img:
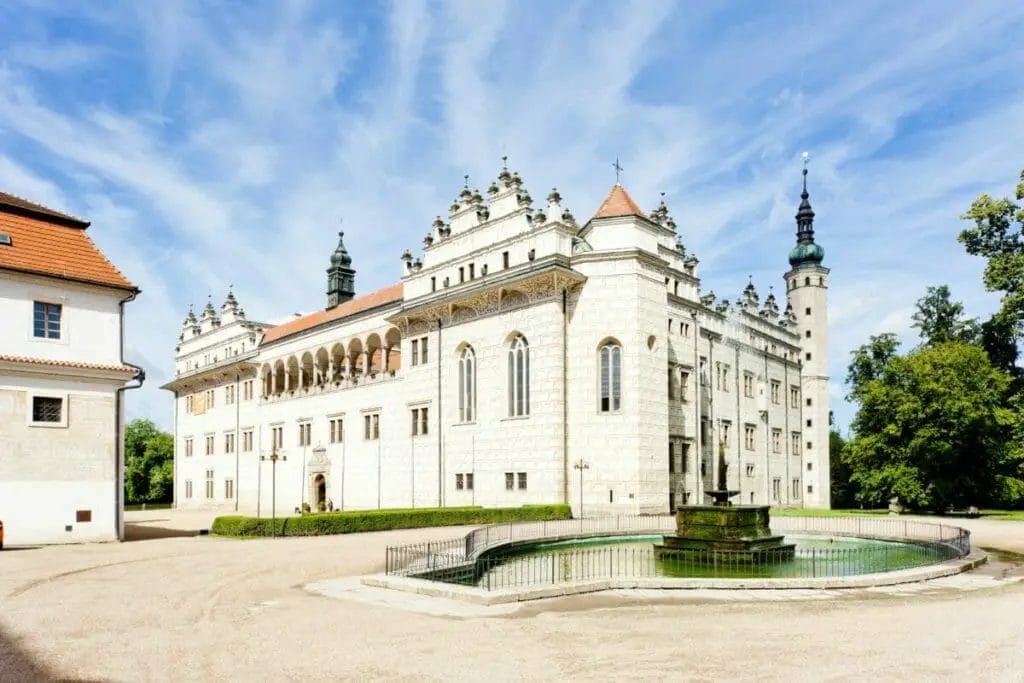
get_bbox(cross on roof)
[612,157,623,184]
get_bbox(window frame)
[32,300,62,340]
[458,346,476,423]
[507,335,530,417]
[27,393,67,427]
[599,340,622,413]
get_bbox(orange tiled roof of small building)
[261,282,405,344]
[592,183,645,219]
[0,191,136,291]
[0,354,137,374]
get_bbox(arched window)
[507,335,529,417]
[600,340,622,412]
[458,346,476,422]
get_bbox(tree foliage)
[846,333,900,401]
[844,343,1012,511]
[828,430,857,508]
[958,169,1024,375]
[125,419,174,504]
[911,285,978,346]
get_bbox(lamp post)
[573,459,589,519]
[260,445,286,537]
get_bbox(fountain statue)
[655,441,795,562]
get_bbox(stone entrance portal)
[314,474,326,509]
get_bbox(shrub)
[211,504,571,538]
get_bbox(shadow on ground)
[0,623,60,682]
[124,519,205,542]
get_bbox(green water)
[470,534,952,589]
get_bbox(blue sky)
[2,0,1023,431]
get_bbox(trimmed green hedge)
[210,504,572,538]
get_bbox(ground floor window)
[772,477,781,501]
[185,480,193,499]
[455,473,475,490]
[792,478,800,499]
[31,395,63,423]
[505,472,514,490]
[517,472,527,490]
[205,470,214,499]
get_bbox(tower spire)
[327,224,356,308]
[789,153,824,267]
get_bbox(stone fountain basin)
[654,504,796,561]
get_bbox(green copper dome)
[789,241,824,267]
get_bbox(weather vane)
[613,156,623,184]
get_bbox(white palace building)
[164,163,831,517]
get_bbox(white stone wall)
[0,272,123,366]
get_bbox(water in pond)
[470,534,953,589]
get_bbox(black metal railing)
[383,515,971,591]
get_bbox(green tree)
[828,430,858,508]
[844,342,1013,511]
[911,285,978,346]
[124,419,174,504]
[959,169,1024,375]
[846,333,900,401]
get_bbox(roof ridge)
[261,282,404,344]
[0,191,89,227]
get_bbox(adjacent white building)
[0,192,143,545]
[165,164,831,517]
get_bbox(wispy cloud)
[0,0,1022,429]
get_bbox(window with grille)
[31,396,62,423]
[505,472,514,490]
[33,301,61,339]
[517,472,527,490]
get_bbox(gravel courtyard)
[1,512,1022,681]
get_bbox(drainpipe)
[437,317,443,507]
[116,289,145,541]
[734,343,741,500]
[234,372,240,512]
[562,288,569,506]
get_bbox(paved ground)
[0,511,1022,681]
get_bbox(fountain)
[655,442,795,562]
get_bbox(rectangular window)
[329,418,344,444]
[517,472,527,490]
[668,442,675,473]
[411,407,429,436]
[225,479,235,499]
[807,462,813,471]
[31,396,63,423]
[791,432,800,456]
[224,432,235,454]
[790,385,800,409]
[297,422,311,446]
[225,384,235,405]
[205,435,215,456]
[468,263,475,280]
[364,413,380,440]
[32,301,61,339]
[411,339,419,366]
[420,336,428,364]
[807,441,812,451]
[242,429,253,452]
[771,429,782,453]
[743,373,754,398]
[431,276,437,292]
[699,357,708,386]
[243,380,254,401]
[272,426,283,449]
[807,484,814,494]
[466,473,474,490]
[206,389,215,409]
[681,443,690,473]
[205,469,214,499]
[792,479,800,499]
[502,251,510,269]
[505,472,514,490]
[680,371,690,400]
[772,477,781,502]
[459,266,465,283]
[721,365,730,392]
[456,473,464,490]
[770,380,780,405]
[744,424,756,451]
[185,480,193,499]
[185,437,194,457]
[186,395,194,414]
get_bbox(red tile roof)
[592,183,645,219]
[0,354,137,374]
[261,282,405,344]
[0,192,136,292]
